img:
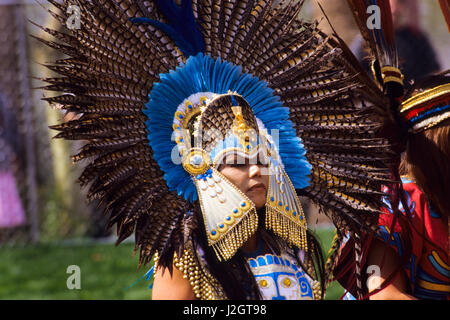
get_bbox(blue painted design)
[427,254,450,278]
[257,256,267,266]
[382,188,415,216]
[145,53,311,203]
[377,226,404,257]
[250,254,313,300]
[409,104,450,124]
[428,206,440,218]
[298,276,313,298]
[414,266,449,300]
[417,265,448,284]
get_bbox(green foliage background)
[0,228,344,300]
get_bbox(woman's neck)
[242,232,259,253]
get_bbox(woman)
[335,73,450,300]
[151,93,324,300]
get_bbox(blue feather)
[130,0,205,57]
[125,266,155,290]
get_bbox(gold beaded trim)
[311,280,322,300]
[173,249,227,300]
[265,165,308,252]
[195,168,259,261]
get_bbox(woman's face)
[218,153,269,209]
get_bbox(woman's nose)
[248,164,261,178]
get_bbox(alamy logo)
[366,264,381,291]
[66,5,81,30]
[66,265,81,290]
[366,5,381,30]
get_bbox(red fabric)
[334,178,449,300]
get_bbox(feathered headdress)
[37,0,396,296]
[347,0,404,99]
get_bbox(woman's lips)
[247,183,266,192]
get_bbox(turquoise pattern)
[247,253,314,300]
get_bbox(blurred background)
[0,0,448,300]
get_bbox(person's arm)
[151,265,196,300]
[366,238,417,300]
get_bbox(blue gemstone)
[179,114,183,119]
[188,105,193,109]
[270,197,274,202]
[211,230,216,235]
[246,145,250,149]
[286,206,289,211]
[219,224,224,228]
[196,174,203,180]
[226,216,231,221]
[207,168,212,175]
[300,216,303,220]
[233,209,238,213]
[293,211,297,216]
[278,201,282,206]
[180,138,183,142]
[241,202,246,207]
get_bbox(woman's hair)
[399,72,450,218]
[194,207,325,299]
[400,119,450,217]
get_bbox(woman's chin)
[249,197,266,210]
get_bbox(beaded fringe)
[265,206,308,252]
[212,209,259,261]
[174,249,227,300]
